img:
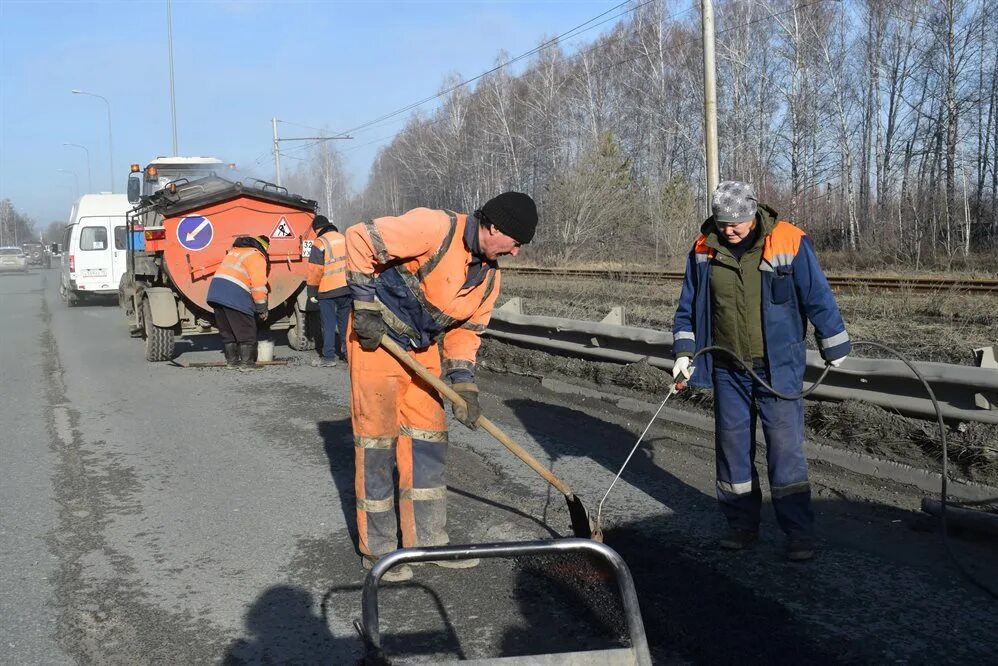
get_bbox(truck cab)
[127,156,228,203]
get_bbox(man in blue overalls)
[672,181,850,561]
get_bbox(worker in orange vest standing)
[305,215,349,367]
[346,192,537,582]
[207,235,270,370]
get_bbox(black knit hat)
[480,191,538,244]
[312,214,333,232]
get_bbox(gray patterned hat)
[711,180,758,224]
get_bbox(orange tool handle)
[380,335,576,499]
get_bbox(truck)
[119,157,321,361]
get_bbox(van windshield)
[0,248,23,256]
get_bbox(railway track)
[503,266,998,293]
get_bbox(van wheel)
[143,298,175,362]
[61,283,80,307]
[287,304,316,351]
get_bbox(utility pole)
[702,0,719,212]
[272,118,282,186]
[270,119,352,187]
[167,0,179,154]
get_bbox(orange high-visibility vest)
[213,246,268,308]
[306,231,347,293]
[346,208,500,373]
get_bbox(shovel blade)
[566,494,597,540]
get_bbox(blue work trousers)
[713,364,813,537]
[319,295,351,359]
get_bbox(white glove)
[672,356,693,382]
[829,356,847,368]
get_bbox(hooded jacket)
[672,204,850,394]
[206,236,270,316]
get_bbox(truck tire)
[287,304,316,351]
[143,298,175,362]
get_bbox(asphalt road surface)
[2,268,996,664]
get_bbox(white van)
[60,193,132,306]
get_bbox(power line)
[335,0,659,137]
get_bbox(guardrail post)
[601,306,626,326]
[973,345,997,410]
[497,297,522,314]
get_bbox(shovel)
[379,335,597,540]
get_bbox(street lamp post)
[57,169,80,200]
[71,89,114,192]
[62,143,93,192]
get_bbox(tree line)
[289,0,997,271]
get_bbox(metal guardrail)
[486,307,998,425]
[502,266,998,293]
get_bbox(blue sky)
[0,0,621,226]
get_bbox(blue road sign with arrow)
[177,215,213,251]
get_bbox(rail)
[484,306,998,425]
[502,266,998,294]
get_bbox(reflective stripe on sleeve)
[819,331,850,349]
[675,331,695,341]
[364,220,391,264]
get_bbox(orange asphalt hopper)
[213,247,268,309]
[345,208,500,379]
[306,231,348,294]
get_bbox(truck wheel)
[287,305,316,351]
[143,298,175,362]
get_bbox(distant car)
[22,242,51,268]
[0,246,28,273]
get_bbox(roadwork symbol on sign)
[177,215,213,251]
[271,216,293,239]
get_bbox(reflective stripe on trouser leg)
[754,373,813,537]
[398,345,448,548]
[349,335,404,558]
[355,437,398,558]
[713,365,762,531]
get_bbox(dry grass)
[501,274,996,365]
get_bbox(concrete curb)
[540,377,998,503]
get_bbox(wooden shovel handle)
[380,335,575,498]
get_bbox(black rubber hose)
[688,342,998,600]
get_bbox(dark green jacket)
[702,204,779,363]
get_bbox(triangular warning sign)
[271,216,293,238]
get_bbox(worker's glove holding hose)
[672,356,693,383]
[352,300,386,352]
[305,285,319,312]
[828,355,847,368]
[451,383,481,430]
[255,302,268,322]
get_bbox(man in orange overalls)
[305,215,349,367]
[346,192,537,582]
[206,235,270,370]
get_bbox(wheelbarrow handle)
[380,335,576,499]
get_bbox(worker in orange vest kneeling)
[207,235,270,370]
[346,192,538,582]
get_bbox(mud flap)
[145,287,179,328]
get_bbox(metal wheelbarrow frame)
[358,538,652,665]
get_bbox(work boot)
[362,557,413,583]
[238,343,258,371]
[222,343,240,369]
[426,558,480,569]
[719,528,758,551]
[787,537,816,562]
[310,357,337,368]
